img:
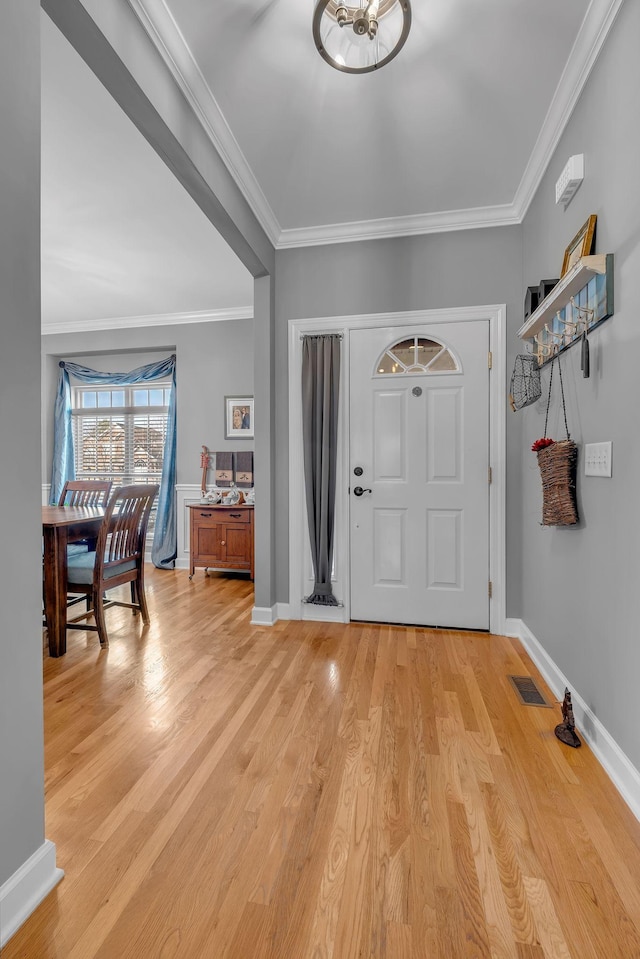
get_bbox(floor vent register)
[508,675,553,708]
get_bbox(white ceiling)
[166,0,588,229]
[42,0,615,332]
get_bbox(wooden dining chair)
[58,479,113,508]
[43,480,115,626]
[65,483,159,647]
[58,479,113,557]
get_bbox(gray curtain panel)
[301,334,341,606]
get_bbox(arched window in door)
[374,335,459,375]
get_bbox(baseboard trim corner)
[511,618,640,822]
[0,840,63,948]
[251,605,278,626]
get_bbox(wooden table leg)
[43,526,68,657]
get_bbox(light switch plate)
[584,441,612,477]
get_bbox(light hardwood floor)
[6,567,640,958]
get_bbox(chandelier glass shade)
[313,0,411,74]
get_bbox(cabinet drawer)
[192,508,250,525]
[221,509,250,524]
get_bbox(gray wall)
[520,0,640,768]
[253,275,276,609]
[0,0,46,888]
[274,227,525,608]
[41,320,254,490]
[43,0,277,607]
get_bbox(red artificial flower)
[531,437,555,452]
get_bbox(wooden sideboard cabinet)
[187,504,254,580]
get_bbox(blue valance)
[50,355,177,569]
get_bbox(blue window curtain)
[50,355,177,569]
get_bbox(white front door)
[349,322,490,629]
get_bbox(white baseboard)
[251,602,350,625]
[251,605,278,626]
[0,840,63,948]
[508,618,640,822]
[276,601,348,624]
[301,603,348,623]
[246,600,337,625]
[256,601,349,624]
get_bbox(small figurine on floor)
[555,687,582,748]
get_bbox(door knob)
[353,486,372,497]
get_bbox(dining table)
[42,504,105,657]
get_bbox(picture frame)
[224,396,254,439]
[561,214,597,276]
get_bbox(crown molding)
[41,306,253,336]
[125,0,281,247]
[276,203,521,248]
[512,0,625,220]
[125,0,622,249]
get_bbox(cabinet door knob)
[221,540,225,546]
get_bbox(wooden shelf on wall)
[518,254,612,340]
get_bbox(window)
[375,336,459,375]
[71,382,171,537]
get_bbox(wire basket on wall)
[509,354,542,411]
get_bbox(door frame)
[287,305,507,634]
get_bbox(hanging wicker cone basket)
[537,439,579,526]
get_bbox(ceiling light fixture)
[313,0,411,74]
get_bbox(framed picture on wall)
[224,396,254,439]
[561,214,597,276]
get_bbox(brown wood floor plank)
[4,569,640,958]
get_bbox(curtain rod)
[299,332,344,340]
